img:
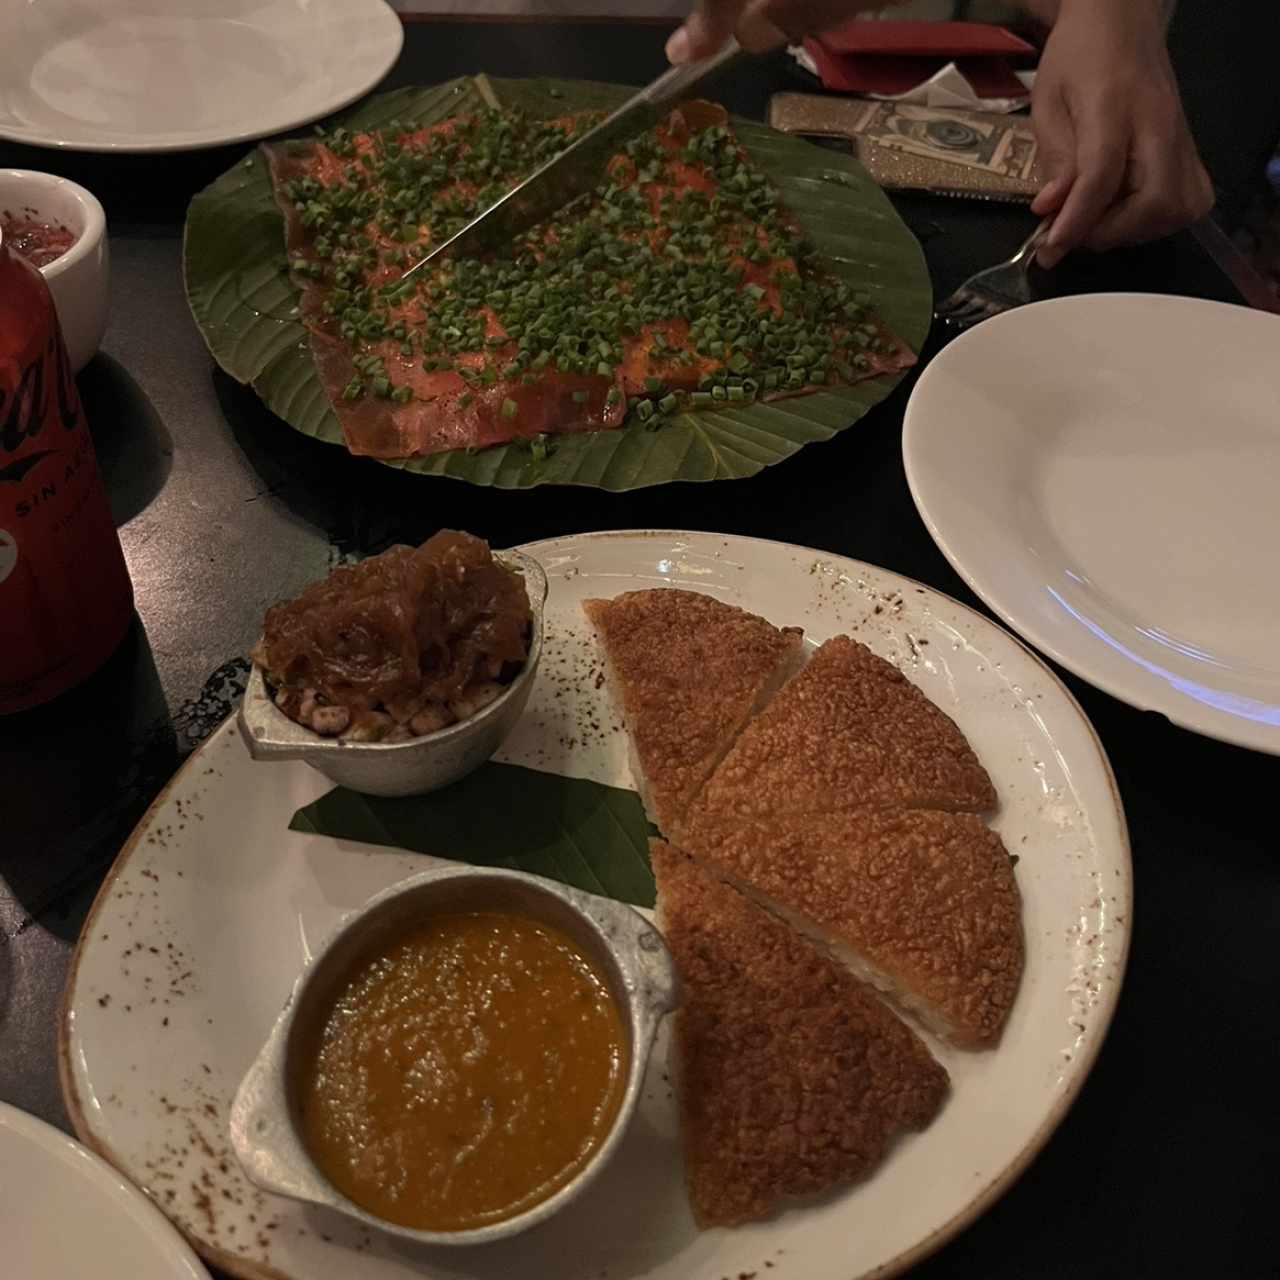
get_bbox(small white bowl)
[238,550,548,798]
[231,865,678,1246]
[0,169,108,372]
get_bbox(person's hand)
[666,0,886,64]
[1030,0,1213,267]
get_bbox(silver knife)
[400,41,744,281]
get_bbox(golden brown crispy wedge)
[696,635,997,820]
[582,590,804,831]
[652,840,949,1228]
[673,808,1024,1049]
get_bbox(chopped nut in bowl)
[238,534,546,797]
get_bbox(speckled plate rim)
[512,529,1135,1280]
[56,734,277,1279]
[56,529,1132,1280]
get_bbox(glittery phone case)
[768,92,1041,202]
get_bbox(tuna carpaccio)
[263,101,915,460]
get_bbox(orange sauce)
[298,911,627,1231]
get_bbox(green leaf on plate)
[289,762,656,907]
[184,76,932,489]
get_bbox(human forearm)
[1018,0,1172,28]
[668,0,899,62]
[1028,0,1210,264]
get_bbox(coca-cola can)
[1,237,134,713]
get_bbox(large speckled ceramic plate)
[60,530,1130,1280]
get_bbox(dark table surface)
[2,19,1277,1280]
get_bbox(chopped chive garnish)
[281,103,892,440]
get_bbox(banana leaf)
[291,762,656,908]
[184,76,931,490]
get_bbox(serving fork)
[934,219,1053,333]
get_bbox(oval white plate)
[904,293,1280,755]
[61,530,1131,1280]
[0,1101,209,1279]
[0,0,403,153]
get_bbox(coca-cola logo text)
[0,330,81,462]
[0,449,55,486]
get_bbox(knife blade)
[400,41,744,282]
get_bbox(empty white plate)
[0,1101,209,1279]
[904,292,1280,755]
[0,0,403,152]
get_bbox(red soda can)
[0,236,134,713]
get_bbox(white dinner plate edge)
[0,2,404,154]
[901,316,1280,760]
[0,1100,212,1278]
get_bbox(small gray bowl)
[230,865,678,1246]
[237,549,546,797]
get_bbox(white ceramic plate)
[0,0,403,153]
[904,293,1280,755]
[0,1101,210,1279]
[61,530,1131,1280]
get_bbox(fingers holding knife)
[667,0,886,63]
